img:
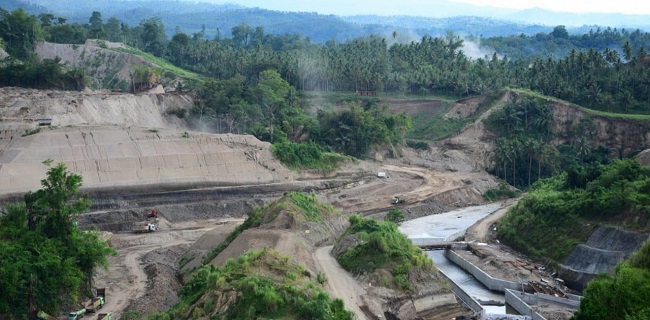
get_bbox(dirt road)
[465,197,520,243]
[326,162,482,215]
[313,246,368,320]
[94,219,238,318]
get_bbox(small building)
[36,118,52,126]
[377,172,387,178]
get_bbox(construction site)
[1,85,649,319]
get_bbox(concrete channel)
[400,203,566,320]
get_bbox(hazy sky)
[207,0,650,16]
[454,0,650,14]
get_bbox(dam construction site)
[0,37,650,320]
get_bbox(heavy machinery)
[96,288,106,301]
[97,313,112,320]
[67,308,86,320]
[37,311,56,320]
[134,222,157,233]
[391,196,405,205]
[147,208,159,218]
[85,296,105,313]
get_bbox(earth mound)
[200,192,349,272]
[333,216,464,319]
[161,248,355,319]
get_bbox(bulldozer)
[391,196,405,205]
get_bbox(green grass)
[111,47,204,82]
[271,141,351,171]
[288,192,336,222]
[410,114,468,141]
[22,127,41,136]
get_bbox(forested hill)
[4,0,650,44]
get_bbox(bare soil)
[313,246,368,319]
[1,90,571,319]
[92,218,242,319]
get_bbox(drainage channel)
[399,203,508,314]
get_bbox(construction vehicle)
[391,196,405,205]
[97,313,112,320]
[37,311,56,320]
[134,222,157,233]
[85,296,105,313]
[67,308,86,320]
[96,288,106,301]
[147,208,159,218]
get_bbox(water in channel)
[399,203,507,314]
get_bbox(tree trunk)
[528,155,533,187]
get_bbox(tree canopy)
[0,163,114,319]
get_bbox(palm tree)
[526,139,537,187]
[575,136,592,164]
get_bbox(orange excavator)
[147,208,159,218]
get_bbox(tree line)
[3,8,650,114]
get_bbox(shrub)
[385,208,405,225]
[271,141,348,170]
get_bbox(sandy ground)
[313,246,368,320]
[93,218,242,319]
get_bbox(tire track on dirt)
[313,246,367,320]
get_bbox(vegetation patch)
[409,91,499,141]
[288,192,335,222]
[336,215,433,291]
[156,249,353,320]
[498,159,650,263]
[483,181,519,201]
[111,46,203,82]
[0,164,115,317]
[271,141,349,171]
[22,127,41,136]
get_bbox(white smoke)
[461,38,499,60]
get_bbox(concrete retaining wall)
[437,269,485,318]
[505,289,546,320]
[509,289,580,309]
[445,249,521,292]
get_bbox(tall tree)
[0,8,42,60]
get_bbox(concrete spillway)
[399,203,507,313]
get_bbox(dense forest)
[2,8,650,112]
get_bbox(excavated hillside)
[436,90,650,167]
[35,40,199,91]
[0,87,192,131]
[559,226,650,290]
[5,78,649,318]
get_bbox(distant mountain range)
[2,0,649,43]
